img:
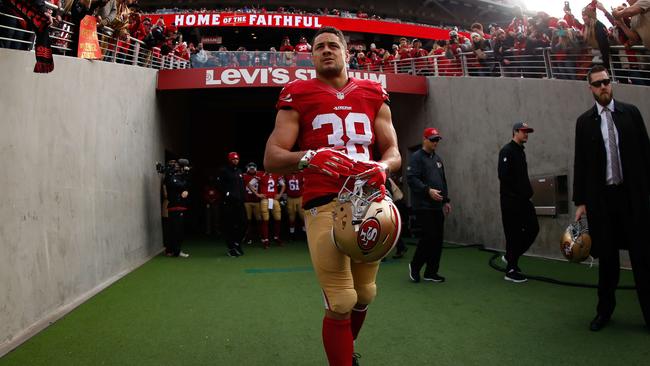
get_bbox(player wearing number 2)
[264,27,401,366]
[248,172,285,248]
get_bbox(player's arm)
[374,103,401,173]
[264,109,305,174]
[264,108,354,177]
[277,178,286,196]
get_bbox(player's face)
[312,32,348,78]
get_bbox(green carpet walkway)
[1,239,648,365]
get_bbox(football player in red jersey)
[243,163,263,244]
[249,172,286,248]
[264,27,401,366]
[284,172,305,240]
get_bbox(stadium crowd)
[1,1,649,82]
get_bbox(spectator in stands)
[551,19,578,79]
[525,23,551,78]
[612,4,650,85]
[216,45,231,66]
[471,22,487,39]
[279,36,294,66]
[1,0,54,72]
[581,3,611,70]
[191,42,208,68]
[492,28,511,75]
[470,32,491,76]
[294,35,311,66]
[613,0,650,51]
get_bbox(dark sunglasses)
[428,137,442,142]
[590,78,611,88]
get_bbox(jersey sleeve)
[276,80,302,114]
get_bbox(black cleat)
[423,273,445,283]
[409,263,420,283]
[227,249,240,257]
[504,269,527,283]
[352,352,361,366]
[590,315,610,331]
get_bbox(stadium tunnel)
[156,86,425,233]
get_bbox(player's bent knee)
[327,288,358,314]
[355,283,377,305]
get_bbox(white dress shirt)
[597,99,623,185]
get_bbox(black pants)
[411,209,445,276]
[500,197,539,271]
[222,199,246,251]
[594,186,650,325]
[166,211,185,256]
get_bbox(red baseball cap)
[228,152,240,160]
[423,127,442,140]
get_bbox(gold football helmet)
[332,175,402,263]
[561,219,592,263]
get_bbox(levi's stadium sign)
[157,67,428,95]
[144,12,457,40]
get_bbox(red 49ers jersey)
[243,172,263,202]
[285,173,304,198]
[276,77,389,205]
[253,173,285,199]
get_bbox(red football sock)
[273,221,282,238]
[351,306,368,340]
[260,221,269,241]
[322,317,353,366]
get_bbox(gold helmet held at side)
[332,175,402,263]
[560,219,592,263]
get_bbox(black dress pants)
[167,211,185,256]
[222,199,246,251]
[594,186,650,326]
[411,209,445,276]
[500,197,539,271]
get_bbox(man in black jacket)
[217,152,246,257]
[407,128,451,283]
[574,65,650,332]
[163,159,191,258]
[498,122,539,283]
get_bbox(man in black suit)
[573,65,650,332]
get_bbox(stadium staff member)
[217,152,246,257]
[574,65,650,332]
[163,160,190,258]
[407,127,451,283]
[498,122,539,283]
[263,26,400,366]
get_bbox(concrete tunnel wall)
[391,77,650,264]
[0,49,165,355]
[2,47,650,355]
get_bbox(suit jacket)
[573,100,650,252]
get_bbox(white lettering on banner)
[212,14,221,25]
[174,14,184,26]
[271,68,290,83]
[273,15,282,25]
[304,17,313,27]
[204,68,387,88]
[295,16,302,27]
[198,14,210,26]
[283,15,292,26]
[186,14,196,26]
[315,17,322,28]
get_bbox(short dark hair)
[587,65,608,83]
[311,27,347,50]
[471,23,483,31]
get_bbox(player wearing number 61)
[264,26,401,366]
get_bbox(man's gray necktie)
[605,107,623,184]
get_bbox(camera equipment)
[564,1,571,12]
[156,159,191,176]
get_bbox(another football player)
[243,162,263,244]
[284,172,305,240]
[264,27,401,366]
[249,171,286,248]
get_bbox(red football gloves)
[355,161,388,202]
[300,148,355,178]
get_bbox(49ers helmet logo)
[357,218,381,253]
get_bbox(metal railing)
[0,6,189,70]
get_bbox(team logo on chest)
[336,92,345,100]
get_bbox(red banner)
[77,16,102,59]
[144,12,459,40]
[157,67,427,95]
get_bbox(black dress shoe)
[590,315,610,331]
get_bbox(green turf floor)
[1,239,648,366]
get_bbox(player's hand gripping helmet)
[332,173,402,263]
[560,218,592,263]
